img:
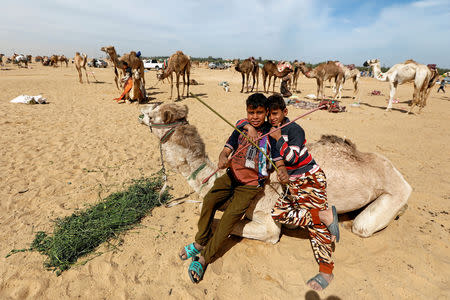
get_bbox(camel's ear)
[178,105,189,119]
[162,108,175,124]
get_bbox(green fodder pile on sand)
[7,175,171,275]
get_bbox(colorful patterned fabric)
[277,61,292,72]
[271,169,334,274]
[225,122,282,186]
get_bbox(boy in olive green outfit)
[178,93,288,283]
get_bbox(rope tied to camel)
[146,119,201,207]
[148,119,188,143]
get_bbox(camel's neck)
[159,137,217,198]
[370,63,387,81]
[106,51,120,66]
[185,156,218,198]
[275,69,291,77]
[301,66,315,78]
[160,67,174,79]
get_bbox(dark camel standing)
[235,57,259,93]
[261,61,293,93]
[49,55,59,67]
[157,51,191,101]
[298,61,344,100]
[58,55,69,67]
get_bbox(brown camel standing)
[49,55,59,67]
[100,46,145,90]
[74,52,89,84]
[298,61,344,100]
[157,51,191,101]
[235,57,259,93]
[261,61,293,93]
[58,55,69,67]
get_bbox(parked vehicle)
[88,59,108,68]
[143,59,164,70]
[209,62,227,69]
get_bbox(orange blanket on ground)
[114,78,133,101]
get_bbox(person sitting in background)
[280,74,293,98]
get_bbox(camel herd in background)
[0,47,440,114]
[0,53,69,68]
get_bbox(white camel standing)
[139,103,412,242]
[363,59,438,113]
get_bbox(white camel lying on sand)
[140,103,412,242]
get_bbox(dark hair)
[267,94,286,111]
[122,61,129,67]
[246,93,268,109]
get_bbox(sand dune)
[0,63,449,299]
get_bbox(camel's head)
[139,103,188,127]
[363,59,379,67]
[100,46,116,55]
[156,69,164,80]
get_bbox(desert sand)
[0,63,449,299]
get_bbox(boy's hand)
[218,156,230,169]
[270,127,282,141]
[275,161,289,184]
[244,124,258,143]
[218,147,232,169]
[277,167,289,184]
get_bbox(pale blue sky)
[1,0,449,67]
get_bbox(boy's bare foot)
[179,242,203,260]
[307,272,334,291]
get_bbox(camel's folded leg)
[231,212,281,244]
[352,192,409,238]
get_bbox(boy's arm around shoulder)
[235,119,258,142]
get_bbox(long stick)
[190,92,278,171]
[201,104,326,184]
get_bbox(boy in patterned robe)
[237,94,340,291]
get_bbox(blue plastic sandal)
[327,206,340,243]
[307,273,330,290]
[188,257,204,283]
[179,243,201,261]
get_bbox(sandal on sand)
[327,206,340,243]
[179,243,201,261]
[188,257,204,283]
[307,273,330,290]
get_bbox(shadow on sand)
[359,102,410,113]
[305,290,342,300]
